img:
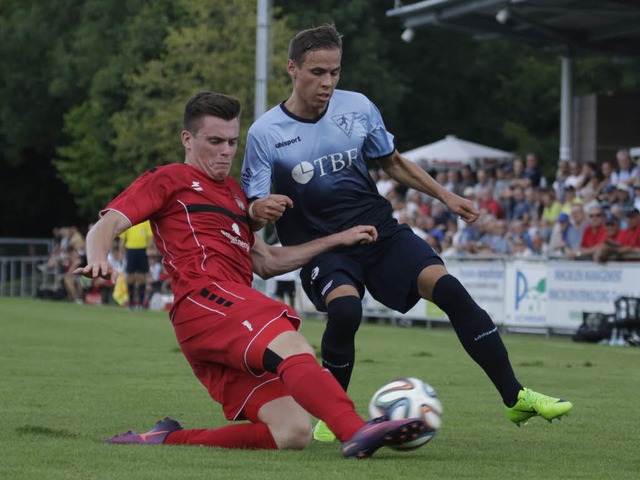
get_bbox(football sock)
[127,283,135,306]
[277,353,365,441]
[321,296,362,391]
[431,274,522,406]
[164,422,277,449]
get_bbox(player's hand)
[250,194,293,221]
[74,261,114,280]
[336,225,378,245]
[443,191,479,224]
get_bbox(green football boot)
[505,388,573,426]
[313,420,337,442]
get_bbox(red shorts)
[171,281,301,422]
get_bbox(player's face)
[182,115,240,182]
[288,48,341,118]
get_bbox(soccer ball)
[368,377,443,450]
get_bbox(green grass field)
[1,297,639,479]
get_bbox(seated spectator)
[594,213,626,263]
[611,149,634,188]
[540,187,563,241]
[569,204,606,259]
[528,231,549,257]
[598,207,640,261]
[560,185,582,213]
[474,168,494,196]
[62,245,85,304]
[478,186,504,219]
[548,213,571,255]
[506,185,531,221]
[563,203,588,256]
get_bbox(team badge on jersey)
[233,192,246,212]
[331,113,355,138]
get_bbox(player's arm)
[251,225,378,279]
[247,194,294,231]
[75,210,132,280]
[378,150,479,223]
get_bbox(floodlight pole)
[255,0,270,121]
[559,55,573,162]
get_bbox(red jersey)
[103,164,255,302]
[619,225,640,247]
[580,225,606,248]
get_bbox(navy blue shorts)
[125,248,149,274]
[300,223,443,313]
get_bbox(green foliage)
[1,297,639,479]
[56,0,293,215]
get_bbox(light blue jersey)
[241,89,397,245]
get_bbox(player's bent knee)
[273,420,313,450]
[260,397,312,450]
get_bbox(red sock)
[164,422,277,449]
[276,353,365,441]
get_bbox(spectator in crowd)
[405,188,431,218]
[614,184,634,211]
[505,185,530,221]
[552,159,569,202]
[598,184,617,212]
[634,180,640,211]
[564,203,589,255]
[577,162,599,190]
[619,207,640,253]
[493,164,513,206]
[540,188,563,241]
[478,186,504,219]
[62,245,86,304]
[594,213,626,263]
[474,168,493,196]
[611,149,634,188]
[570,204,606,259]
[560,185,581,213]
[528,231,549,257]
[459,165,475,191]
[444,169,463,196]
[375,170,395,198]
[523,152,546,188]
[564,160,585,190]
[598,160,615,194]
[548,213,571,256]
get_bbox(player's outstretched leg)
[342,416,427,459]
[107,417,183,444]
[505,388,573,426]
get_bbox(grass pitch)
[1,297,638,479]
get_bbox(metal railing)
[0,256,59,297]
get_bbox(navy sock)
[431,274,522,406]
[321,296,362,391]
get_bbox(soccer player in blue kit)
[241,24,572,441]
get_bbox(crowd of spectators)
[374,148,640,263]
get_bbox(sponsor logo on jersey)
[311,266,319,280]
[331,113,355,138]
[191,181,203,192]
[221,222,250,252]
[275,136,302,149]
[290,148,359,185]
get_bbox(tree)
[56,0,294,216]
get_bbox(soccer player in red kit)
[75,91,426,459]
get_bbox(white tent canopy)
[402,135,514,171]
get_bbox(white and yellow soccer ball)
[368,376,443,451]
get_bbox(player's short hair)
[288,24,343,65]
[183,91,241,133]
